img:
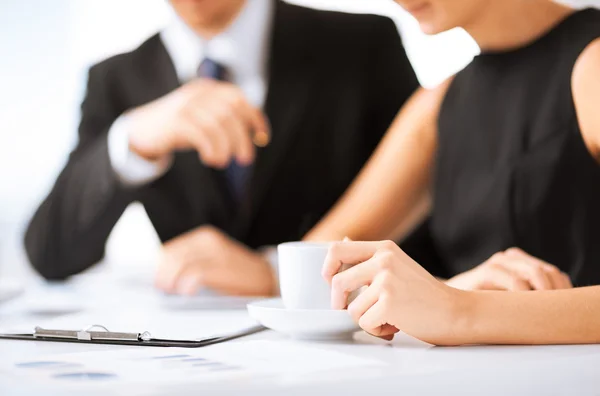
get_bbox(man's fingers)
[188,103,233,168]
[185,112,227,167]
[176,118,216,163]
[228,93,270,147]
[157,254,206,296]
[210,101,255,166]
[227,113,255,166]
[155,256,186,294]
[219,86,270,148]
[182,82,269,164]
[202,113,232,168]
[322,241,382,283]
[175,271,204,296]
[249,108,270,147]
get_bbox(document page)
[1,340,385,390]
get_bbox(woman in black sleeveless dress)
[308,0,600,345]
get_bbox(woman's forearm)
[305,84,450,242]
[459,287,600,345]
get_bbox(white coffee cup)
[278,241,359,310]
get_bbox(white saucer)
[247,298,360,341]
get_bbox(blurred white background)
[0,0,595,280]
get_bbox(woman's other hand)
[446,248,572,291]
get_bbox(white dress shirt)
[108,0,274,185]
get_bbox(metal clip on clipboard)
[0,324,265,348]
[33,325,152,342]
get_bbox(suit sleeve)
[24,64,137,280]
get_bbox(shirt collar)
[160,0,274,84]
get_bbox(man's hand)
[127,79,270,168]
[446,248,573,291]
[155,226,277,297]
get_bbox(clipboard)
[0,324,266,348]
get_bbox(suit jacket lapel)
[140,35,181,101]
[142,36,234,239]
[233,1,319,239]
[142,16,318,240]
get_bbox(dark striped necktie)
[197,58,252,208]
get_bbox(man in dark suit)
[24,0,418,296]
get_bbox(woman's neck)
[464,0,574,53]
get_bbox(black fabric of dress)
[430,8,600,286]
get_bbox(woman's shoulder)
[572,38,600,164]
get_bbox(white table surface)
[1,271,600,396]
